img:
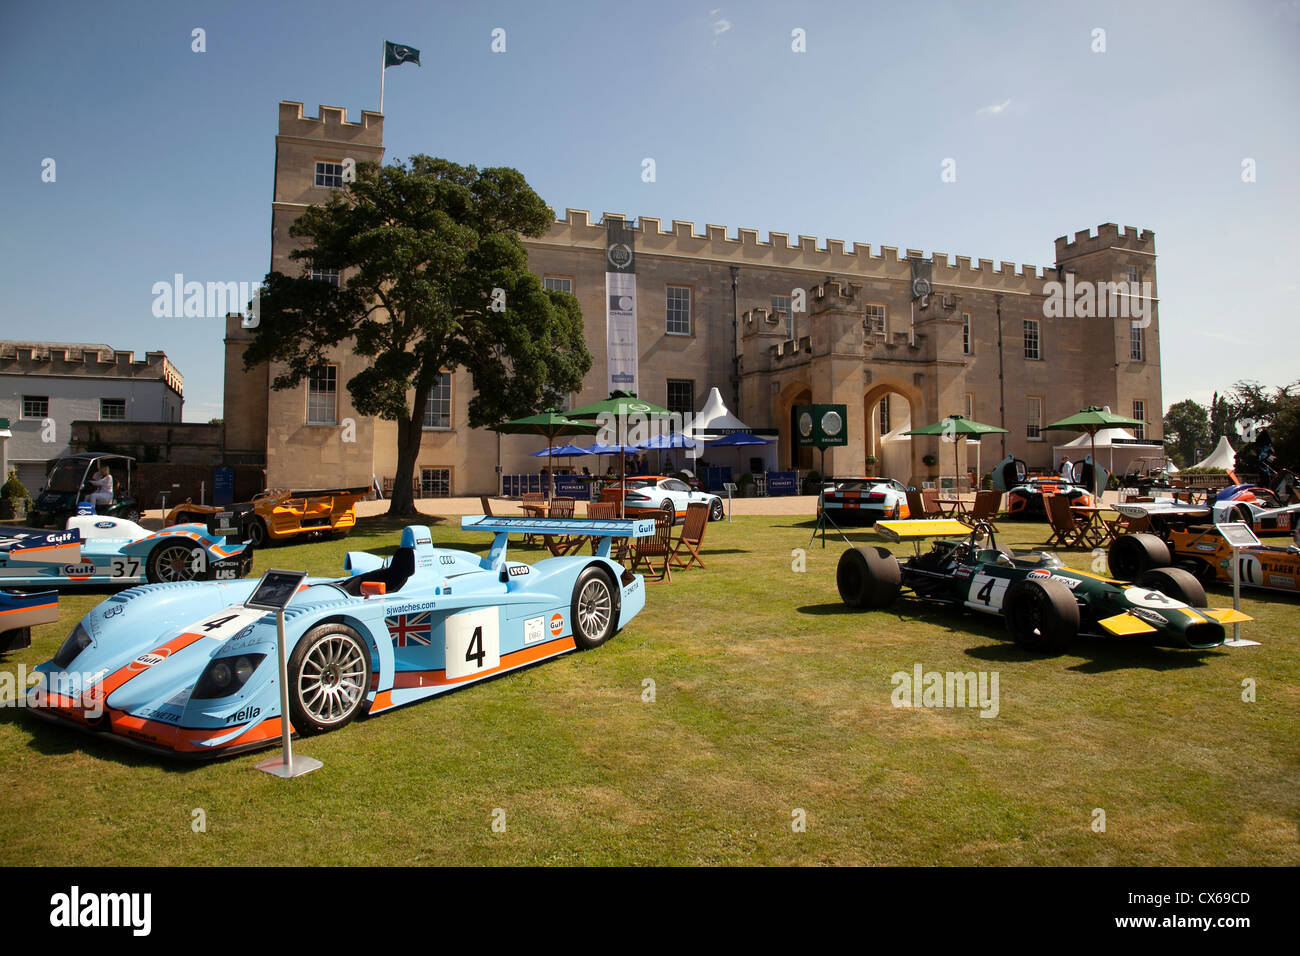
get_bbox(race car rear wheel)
[1108,533,1170,581]
[146,542,204,583]
[172,511,206,525]
[837,547,901,609]
[709,498,724,522]
[1137,566,1206,609]
[247,517,268,548]
[571,566,619,650]
[288,624,372,734]
[1004,578,1079,653]
[659,499,676,524]
[1231,505,1252,527]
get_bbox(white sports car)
[599,476,725,522]
[818,477,910,525]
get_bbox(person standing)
[1059,457,1073,480]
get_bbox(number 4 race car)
[835,519,1250,652]
[0,511,253,587]
[26,516,654,758]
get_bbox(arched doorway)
[776,382,814,471]
[864,381,923,481]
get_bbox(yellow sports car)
[165,486,369,547]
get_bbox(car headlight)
[192,653,266,700]
[52,624,92,668]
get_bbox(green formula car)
[836,519,1250,653]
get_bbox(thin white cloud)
[976,98,1012,117]
[710,9,731,35]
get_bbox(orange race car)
[165,486,369,547]
[1110,524,1300,595]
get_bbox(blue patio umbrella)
[637,432,698,472]
[707,431,771,478]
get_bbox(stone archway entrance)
[776,382,814,471]
[864,380,924,482]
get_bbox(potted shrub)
[980,472,994,490]
[0,470,28,521]
[922,454,938,468]
[863,455,878,472]
[803,469,822,495]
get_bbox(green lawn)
[1,513,1296,866]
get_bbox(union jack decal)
[385,612,432,646]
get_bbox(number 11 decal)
[445,608,500,680]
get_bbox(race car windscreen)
[44,459,85,493]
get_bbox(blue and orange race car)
[27,517,653,758]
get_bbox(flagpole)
[379,41,386,113]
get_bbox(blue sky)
[2,0,1297,421]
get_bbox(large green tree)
[1226,379,1300,474]
[1162,399,1209,468]
[243,156,591,515]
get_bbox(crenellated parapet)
[278,101,384,144]
[1054,223,1155,263]
[0,341,184,394]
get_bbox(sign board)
[213,466,235,506]
[766,472,798,496]
[1216,521,1260,549]
[245,569,308,611]
[553,474,592,499]
[794,404,848,448]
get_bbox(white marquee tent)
[686,387,779,472]
[1191,435,1237,472]
[1053,427,1166,477]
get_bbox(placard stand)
[723,482,737,522]
[1216,522,1260,648]
[248,569,324,778]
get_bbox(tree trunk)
[387,411,426,517]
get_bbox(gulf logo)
[549,613,564,637]
[129,649,171,672]
[1027,570,1050,579]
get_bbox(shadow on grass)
[962,638,1224,672]
[0,705,211,773]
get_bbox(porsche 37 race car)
[1109,526,1300,595]
[817,477,911,525]
[27,516,654,758]
[0,511,253,588]
[835,519,1249,652]
[599,476,725,522]
[165,486,369,547]
[0,588,58,652]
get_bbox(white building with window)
[0,341,184,491]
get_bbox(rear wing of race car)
[203,503,255,545]
[461,515,656,569]
[875,519,974,542]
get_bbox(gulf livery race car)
[1110,527,1300,595]
[817,477,910,525]
[26,516,654,758]
[835,519,1249,652]
[1005,477,1093,520]
[166,486,369,547]
[0,589,58,652]
[1116,490,1299,538]
[599,476,725,522]
[0,512,252,588]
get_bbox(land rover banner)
[605,218,638,394]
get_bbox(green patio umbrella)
[490,411,600,501]
[567,391,672,517]
[1045,406,1146,499]
[904,415,1009,492]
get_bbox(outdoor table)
[1070,505,1116,545]
[936,497,968,517]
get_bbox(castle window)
[666,379,694,415]
[771,294,793,340]
[423,372,452,429]
[311,267,340,288]
[315,161,345,189]
[22,396,48,420]
[865,304,886,336]
[1130,324,1145,362]
[962,313,972,354]
[306,365,337,425]
[1126,265,1140,285]
[666,286,691,335]
[964,393,974,419]
[543,276,572,294]
[1026,397,1043,440]
[1023,319,1041,360]
[100,398,126,422]
[1132,400,1146,440]
[879,395,891,434]
[420,467,451,498]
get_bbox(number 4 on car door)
[966,572,1010,611]
[444,607,500,680]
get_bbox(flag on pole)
[384,41,421,68]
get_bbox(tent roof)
[1058,427,1141,448]
[1192,435,1237,471]
[689,387,752,436]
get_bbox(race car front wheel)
[837,547,901,609]
[146,542,204,583]
[1004,578,1079,653]
[1137,566,1206,609]
[571,566,620,650]
[288,624,373,734]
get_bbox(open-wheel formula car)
[26,516,654,758]
[1110,526,1300,595]
[0,511,252,588]
[835,518,1249,652]
[166,486,370,547]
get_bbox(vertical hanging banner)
[605,218,638,395]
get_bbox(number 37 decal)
[445,608,500,680]
[110,556,141,578]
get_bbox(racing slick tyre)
[571,566,620,650]
[1003,578,1079,653]
[709,498,724,522]
[146,541,205,583]
[287,624,372,734]
[1137,566,1206,610]
[1108,533,1171,581]
[247,517,269,548]
[836,546,901,609]
[1179,558,1218,585]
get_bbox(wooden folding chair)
[669,502,710,570]
[520,493,546,545]
[479,495,495,517]
[584,501,621,556]
[962,490,1002,531]
[541,497,577,555]
[628,509,673,582]
[1043,494,1095,550]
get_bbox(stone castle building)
[222,102,1162,494]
